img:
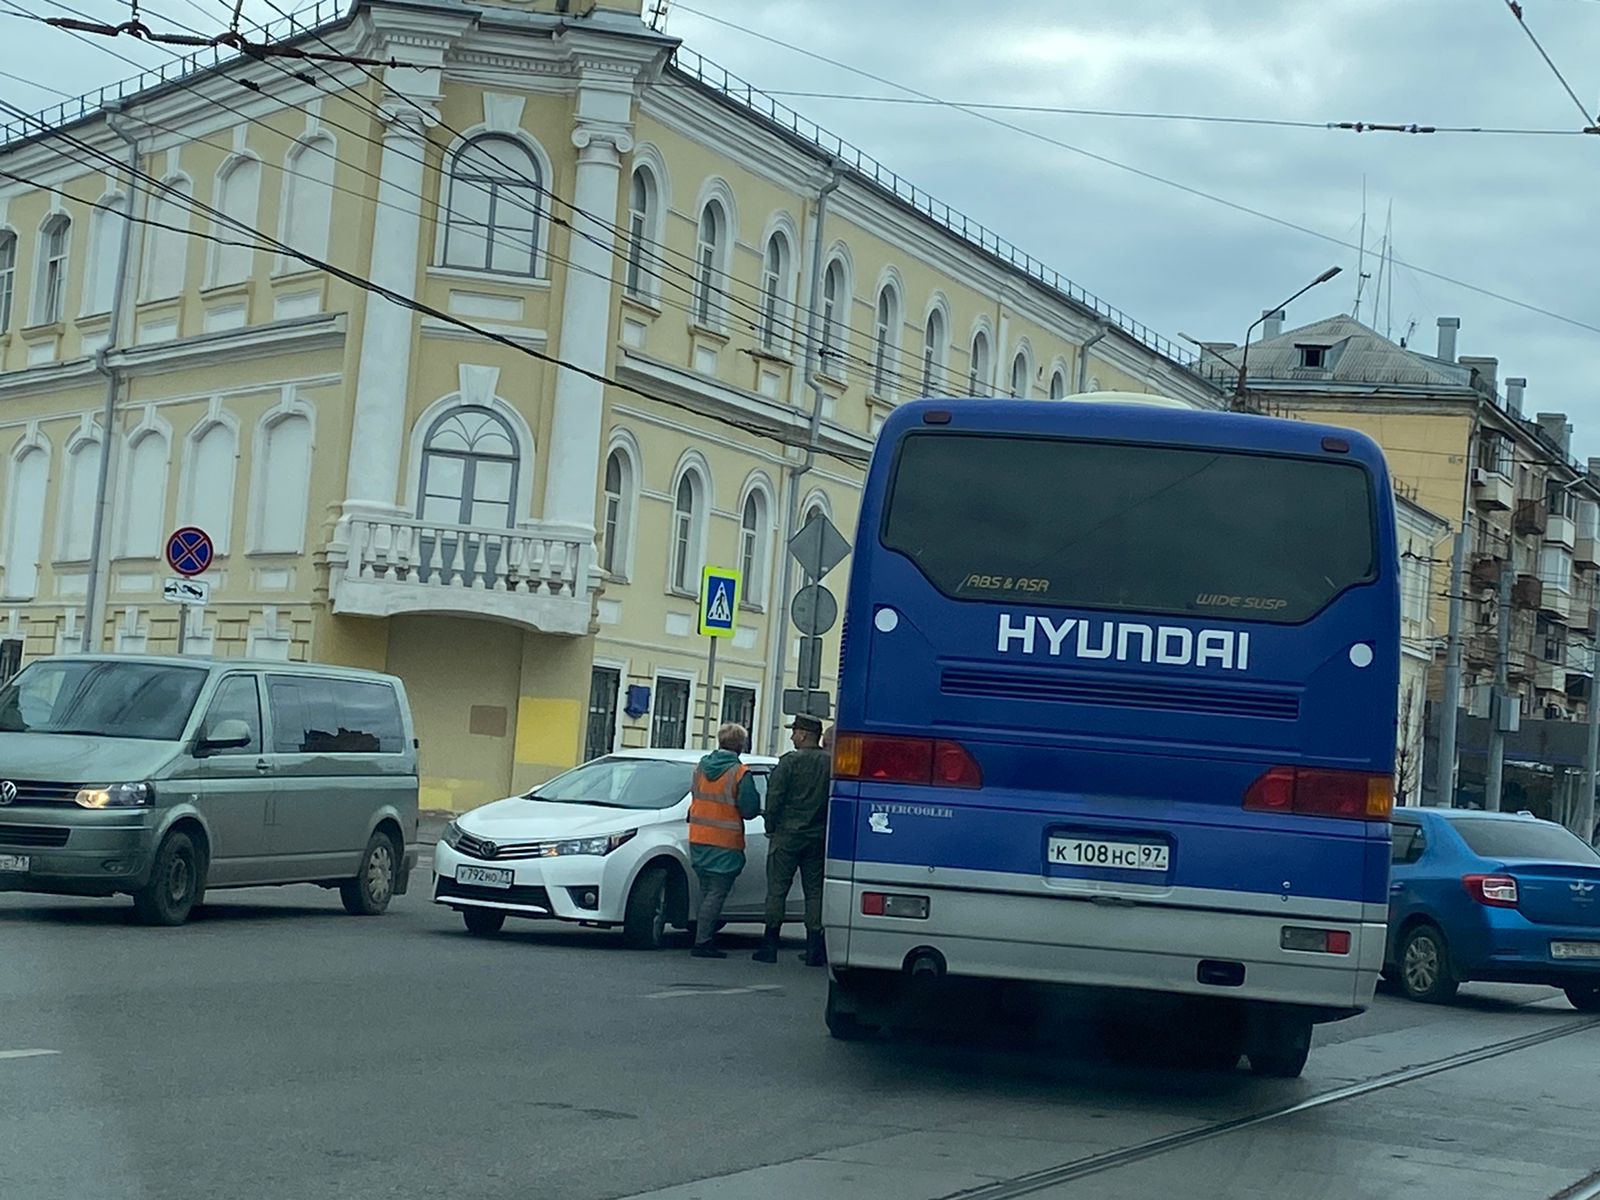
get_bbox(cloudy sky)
[6,0,1598,449]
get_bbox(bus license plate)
[1048,837,1168,873]
[456,865,513,888]
[1551,941,1600,959]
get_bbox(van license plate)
[1048,838,1168,872]
[1551,941,1600,959]
[456,865,512,888]
[0,854,30,872]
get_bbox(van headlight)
[75,782,153,809]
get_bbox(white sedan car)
[433,749,803,948]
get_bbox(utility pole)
[1484,562,1514,812]
[1436,514,1469,806]
[1582,656,1599,843]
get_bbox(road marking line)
[644,984,783,1000]
[0,1049,60,1061]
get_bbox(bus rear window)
[880,433,1377,624]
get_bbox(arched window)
[625,167,656,298]
[118,430,168,558]
[759,232,791,352]
[441,135,541,275]
[82,196,125,315]
[671,469,706,593]
[183,421,237,553]
[922,308,947,395]
[1009,350,1030,399]
[36,214,71,323]
[1049,368,1067,400]
[0,231,15,333]
[254,412,313,552]
[820,259,846,377]
[739,488,770,605]
[210,155,261,286]
[968,330,991,396]
[417,406,519,529]
[142,180,191,300]
[693,200,726,327]
[282,136,335,262]
[58,434,99,562]
[873,284,901,396]
[601,447,635,576]
[4,447,48,600]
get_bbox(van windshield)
[0,660,207,741]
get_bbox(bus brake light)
[1243,766,1393,820]
[833,734,982,789]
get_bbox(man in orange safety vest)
[687,722,763,959]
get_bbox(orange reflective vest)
[688,764,749,851]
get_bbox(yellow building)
[0,0,1222,810]
[1218,313,1600,812]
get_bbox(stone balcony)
[325,513,597,636]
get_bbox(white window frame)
[668,463,709,596]
[436,131,549,279]
[758,230,793,353]
[872,282,902,399]
[35,212,71,325]
[968,329,992,397]
[693,199,729,330]
[0,228,16,333]
[819,256,849,381]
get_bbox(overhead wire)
[1501,0,1599,129]
[0,97,874,467]
[671,1,1600,339]
[690,86,1591,138]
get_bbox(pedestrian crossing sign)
[698,566,741,638]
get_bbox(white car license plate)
[1048,837,1168,872]
[456,865,513,888]
[1551,941,1600,960]
[0,854,30,872]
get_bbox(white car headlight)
[75,782,153,809]
[547,830,636,857]
[442,820,465,850]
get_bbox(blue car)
[1386,809,1600,1011]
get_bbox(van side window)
[202,676,263,756]
[267,676,405,754]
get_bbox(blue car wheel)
[1398,924,1459,1004]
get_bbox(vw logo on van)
[0,781,16,805]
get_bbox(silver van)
[0,655,419,925]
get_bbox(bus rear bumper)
[824,878,1381,1015]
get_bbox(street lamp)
[1233,266,1343,411]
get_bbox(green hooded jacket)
[689,748,762,876]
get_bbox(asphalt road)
[3,867,1597,1200]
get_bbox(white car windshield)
[528,757,696,810]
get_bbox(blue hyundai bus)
[823,395,1398,1077]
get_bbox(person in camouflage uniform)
[753,714,832,966]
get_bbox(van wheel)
[132,830,202,926]
[622,866,669,950]
[341,832,398,916]
[462,908,506,936]
[825,979,878,1041]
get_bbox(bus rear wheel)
[825,978,880,1041]
[1247,1014,1313,1079]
